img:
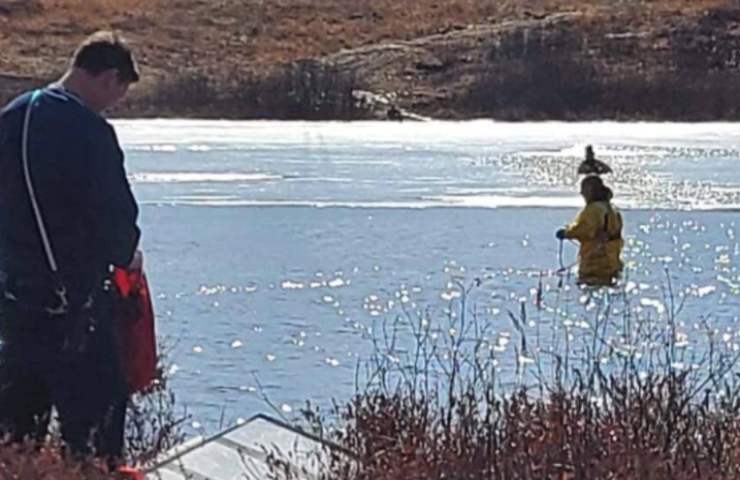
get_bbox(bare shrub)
[302,277,740,479]
[124,376,187,467]
[132,61,364,120]
[238,60,364,120]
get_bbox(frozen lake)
[116,120,740,429]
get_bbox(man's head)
[64,31,139,113]
[580,175,612,203]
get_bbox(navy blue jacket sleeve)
[88,122,140,268]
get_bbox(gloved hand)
[555,228,566,240]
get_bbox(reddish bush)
[307,282,740,480]
[0,442,110,480]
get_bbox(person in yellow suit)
[556,176,624,286]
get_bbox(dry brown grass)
[0,0,735,118]
[1,0,731,76]
[0,441,111,480]
[38,0,160,17]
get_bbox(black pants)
[0,285,127,461]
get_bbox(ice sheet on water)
[131,172,282,183]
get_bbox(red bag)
[113,263,158,394]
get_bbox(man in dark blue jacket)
[0,31,140,465]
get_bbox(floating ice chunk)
[187,145,211,152]
[518,355,535,365]
[639,298,666,314]
[192,346,203,353]
[696,285,716,297]
[199,285,224,295]
[152,145,177,152]
[716,254,731,265]
[281,280,305,290]
[441,290,462,301]
[231,340,243,348]
[328,278,345,288]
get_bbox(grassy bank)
[287,278,740,479]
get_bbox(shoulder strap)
[22,89,59,273]
[602,203,622,241]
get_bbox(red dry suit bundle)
[113,264,157,393]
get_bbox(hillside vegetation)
[1,0,737,119]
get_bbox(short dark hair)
[71,31,140,83]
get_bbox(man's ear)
[98,68,120,88]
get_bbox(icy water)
[116,120,740,429]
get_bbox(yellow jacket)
[564,201,624,285]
